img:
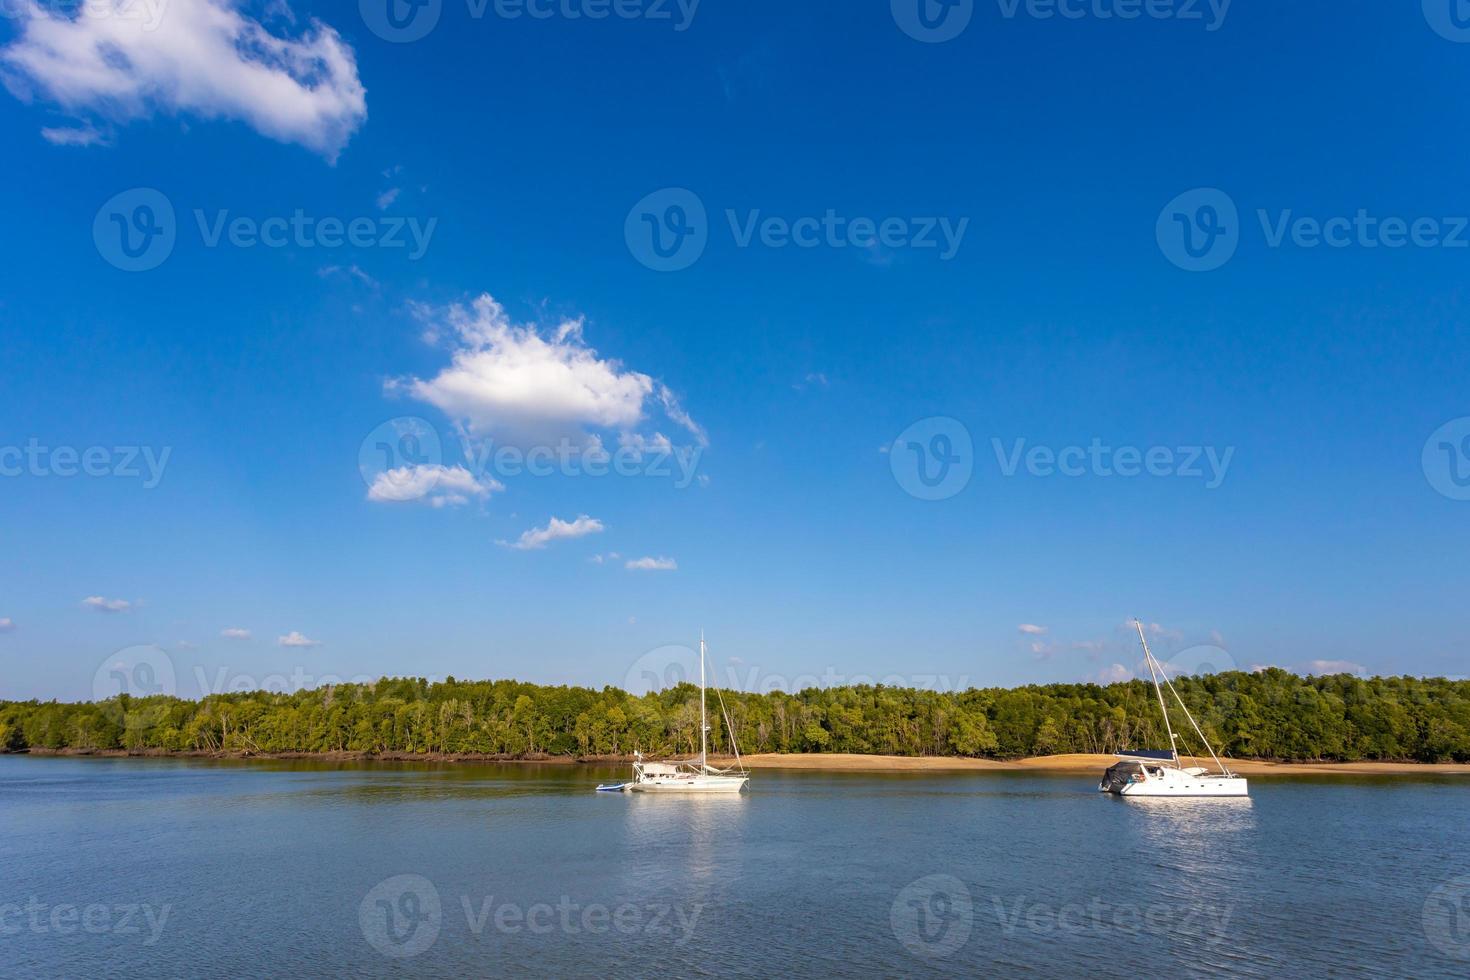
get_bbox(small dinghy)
[595,783,628,793]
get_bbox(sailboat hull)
[1112,778,1249,798]
[1100,764,1249,797]
[626,775,749,793]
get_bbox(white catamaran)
[599,635,750,794]
[1099,620,1249,798]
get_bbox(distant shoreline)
[13,748,1469,776]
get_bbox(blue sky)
[0,0,1467,701]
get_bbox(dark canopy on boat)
[1116,749,1176,761]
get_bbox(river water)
[2,756,1467,977]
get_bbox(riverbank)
[740,752,1470,775]
[16,747,1470,775]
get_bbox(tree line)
[2,669,1468,763]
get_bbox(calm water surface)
[2,756,1467,977]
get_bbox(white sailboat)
[600,634,750,794]
[1099,620,1249,798]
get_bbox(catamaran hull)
[626,777,749,793]
[1104,778,1249,798]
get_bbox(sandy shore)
[738,752,1470,776]
[17,749,1469,776]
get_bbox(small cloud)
[1017,624,1048,635]
[503,515,605,551]
[367,465,502,508]
[318,264,378,288]
[0,617,14,632]
[278,631,322,648]
[862,242,897,268]
[221,628,253,640]
[1302,659,1365,676]
[40,124,108,147]
[1030,641,1056,661]
[1209,629,1226,646]
[376,187,401,210]
[625,556,677,571]
[177,640,198,651]
[793,372,830,392]
[83,596,132,613]
[1072,640,1106,653]
[618,431,673,457]
[1093,663,1133,685]
[396,294,706,451]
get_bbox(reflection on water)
[1,756,1466,979]
[619,791,751,891]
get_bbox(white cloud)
[1093,663,1133,685]
[220,627,252,640]
[40,122,108,146]
[0,617,14,632]
[376,187,400,210]
[1302,659,1366,676]
[1,0,367,160]
[503,515,604,551]
[278,631,321,648]
[83,596,132,613]
[1017,624,1048,635]
[617,431,673,457]
[396,294,706,449]
[626,556,677,571]
[318,264,377,288]
[366,464,503,508]
[1072,640,1106,654]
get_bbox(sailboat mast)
[1135,619,1178,765]
[699,631,708,769]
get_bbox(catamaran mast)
[699,631,708,770]
[1135,620,1179,765]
